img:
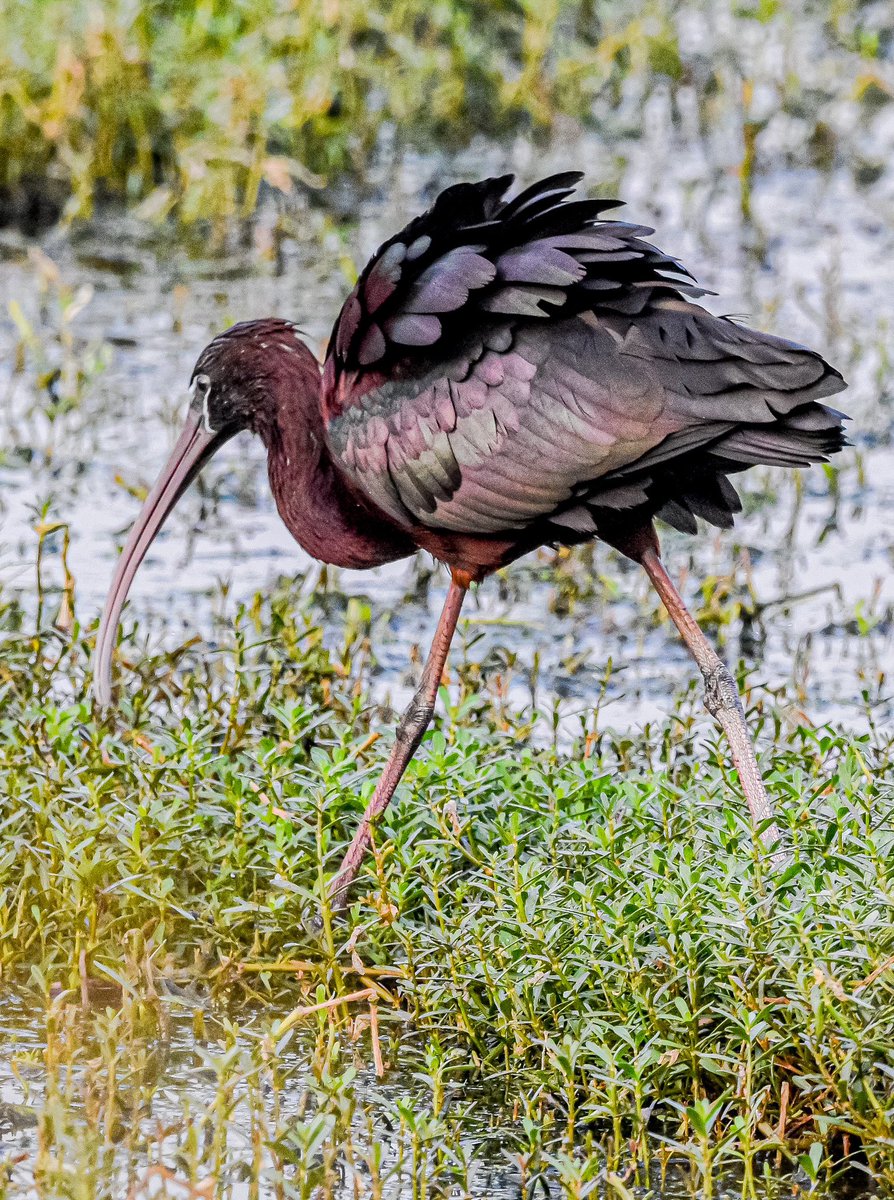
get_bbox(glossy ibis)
[94,173,846,904]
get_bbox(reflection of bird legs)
[632,536,782,856]
[328,573,469,911]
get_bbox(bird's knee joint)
[702,662,742,718]
[410,698,435,728]
[397,693,435,742]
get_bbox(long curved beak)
[93,409,233,706]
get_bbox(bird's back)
[322,174,846,559]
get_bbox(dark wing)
[324,174,846,538]
[326,171,691,377]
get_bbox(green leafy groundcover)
[2,584,894,1189]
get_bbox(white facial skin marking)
[191,374,214,433]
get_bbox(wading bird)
[95,173,846,905]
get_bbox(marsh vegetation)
[1,0,894,1196]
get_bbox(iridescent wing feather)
[324,174,845,537]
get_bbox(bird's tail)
[651,401,847,534]
[705,401,848,470]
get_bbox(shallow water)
[2,106,893,737]
[0,987,863,1199]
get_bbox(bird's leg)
[636,542,783,855]
[327,572,469,910]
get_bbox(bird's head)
[189,319,317,436]
[93,319,320,706]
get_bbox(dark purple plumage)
[322,172,845,566]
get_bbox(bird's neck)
[260,356,414,570]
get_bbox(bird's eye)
[191,373,215,432]
[192,373,211,398]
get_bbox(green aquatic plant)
[1,570,894,1193]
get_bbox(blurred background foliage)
[0,0,890,228]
